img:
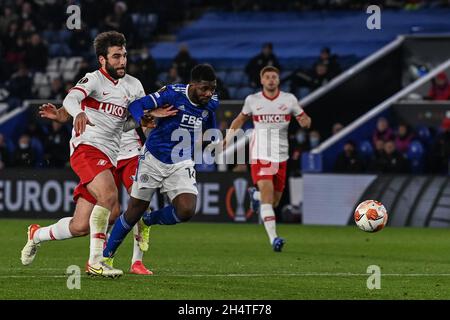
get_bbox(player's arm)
[224,112,251,149]
[128,87,176,123]
[295,109,311,129]
[39,103,71,123]
[291,97,311,129]
[63,75,96,135]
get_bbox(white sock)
[253,191,261,201]
[33,217,73,243]
[89,205,110,265]
[260,203,277,244]
[131,224,144,264]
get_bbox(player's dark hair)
[260,66,280,78]
[93,31,126,59]
[190,64,216,82]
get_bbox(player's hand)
[149,105,178,118]
[39,103,58,120]
[74,112,94,135]
[298,113,311,129]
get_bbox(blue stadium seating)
[416,125,433,149]
[407,140,425,173]
[359,140,374,161]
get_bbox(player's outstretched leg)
[21,218,74,265]
[104,196,149,260]
[142,193,196,226]
[130,220,153,275]
[20,224,42,266]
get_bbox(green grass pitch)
[1,219,450,299]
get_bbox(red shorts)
[250,160,287,192]
[114,156,138,191]
[71,144,114,204]
[73,154,138,205]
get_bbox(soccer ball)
[354,200,388,232]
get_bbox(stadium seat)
[225,70,246,87]
[227,86,238,99]
[407,140,425,173]
[216,70,227,82]
[235,86,255,100]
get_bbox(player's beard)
[105,61,126,79]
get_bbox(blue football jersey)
[128,84,219,164]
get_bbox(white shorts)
[131,147,198,202]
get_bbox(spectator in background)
[7,63,32,101]
[395,123,414,155]
[173,44,197,83]
[288,128,310,175]
[426,72,450,100]
[160,66,183,87]
[334,140,364,173]
[309,130,321,149]
[0,7,18,36]
[309,63,332,92]
[430,117,450,174]
[43,121,70,168]
[215,77,230,100]
[4,33,26,75]
[313,47,341,79]
[287,62,332,94]
[73,58,91,84]
[69,25,92,56]
[332,122,344,135]
[157,66,182,88]
[372,117,394,146]
[245,42,281,88]
[13,133,36,167]
[24,33,48,72]
[0,133,10,170]
[369,140,410,173]
[103,1,138,48]
[136,51,158,92]
[49,78,65,100]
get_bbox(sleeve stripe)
[70,87,87,97]
[149,94,158,107]
[295,110,305,118]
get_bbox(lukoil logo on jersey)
[253,114,291,123]
[98,102,126,118]
[180,114,203,129]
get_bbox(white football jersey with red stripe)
[117,130,142,161]
[68,69,145,165]
[242,90,304,162]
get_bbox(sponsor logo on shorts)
[140,174,149,183]
[97,160,108,166]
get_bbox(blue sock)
[142,205,181,225]
[103,214,132,258]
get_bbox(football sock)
[142,205,181,225]
[89,205,110,265]
[253,191,261,201]
[131,224,144,263]
[103,213,132,258]
[33,217,73,243]
[260,203,277,244]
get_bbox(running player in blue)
[103,64,219,266]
